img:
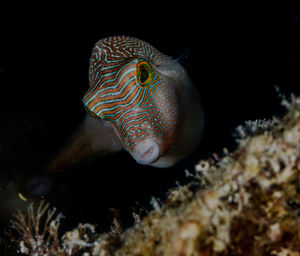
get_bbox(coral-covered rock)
[6,96,300,255]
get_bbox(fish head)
[83,36,183,166]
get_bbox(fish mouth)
[132,139,160,165]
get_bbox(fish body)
[49,36,203,170]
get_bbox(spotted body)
[49,36,203,170]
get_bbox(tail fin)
[47,115,123,174]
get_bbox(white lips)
[131,139,160,165]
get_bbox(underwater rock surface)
[5,96,300,255]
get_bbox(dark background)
[1,0,300,236]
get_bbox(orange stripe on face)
[84,67,132,104]
[92,82,140,115]
[119,114,150,137]
[87,62,139,111]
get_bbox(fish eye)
[137,61,153,87]
[140,67,149,83]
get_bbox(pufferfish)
[49,36,203,170]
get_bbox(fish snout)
[131,139,160,165]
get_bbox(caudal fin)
[47,115,123,174]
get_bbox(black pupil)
[140,66,149,83]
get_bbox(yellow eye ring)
[137,61,153,87]
[85,105,101,119]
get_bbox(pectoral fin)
[47,115,123,173]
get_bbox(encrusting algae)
[4,95,300,255]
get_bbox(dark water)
[1,0,300,237]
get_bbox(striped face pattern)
[83,36,179,165]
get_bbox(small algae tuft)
[8,201,64,255]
